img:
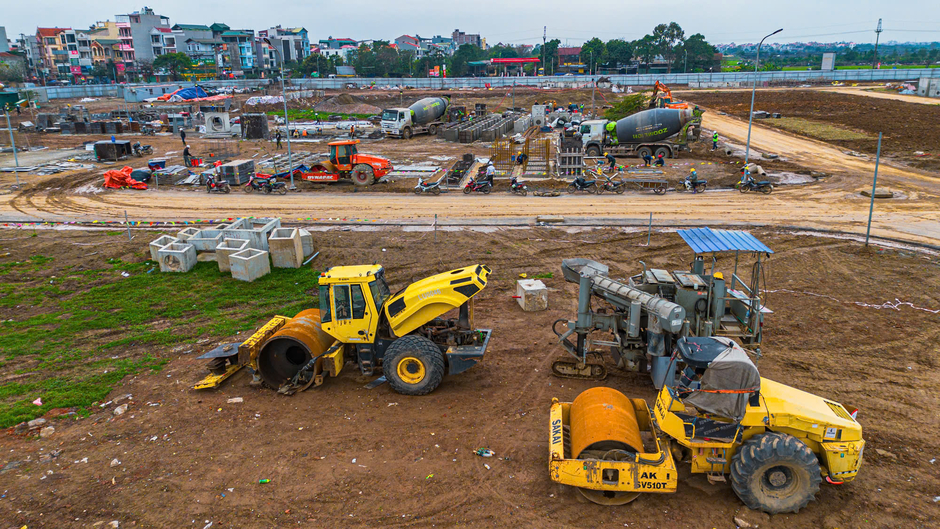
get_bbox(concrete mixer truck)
[579,107,703,159]
[381,96,455,139]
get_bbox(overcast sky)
[4,1,939,46]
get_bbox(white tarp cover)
[685,337,760,421]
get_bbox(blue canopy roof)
[677,227,773,254]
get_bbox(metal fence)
[23,68,940,100]
[289,68,940,90]
[26,78,273,102]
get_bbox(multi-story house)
[220,30,256,74]
[258,26,309,67]
[115,6,171,75]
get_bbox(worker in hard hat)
[605,121,618,145]
[642,152,653,166]
[605,151,617,172]
[653,153,665,167]
[183,145,192,167]
[712,131,719,151]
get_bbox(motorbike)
[141,125,155,136]
[509,176,528,196]
[262,175,288,195]
[205,175,231,194]
[414,176,442,195]
[595,173,626,195]
[244,173,271,194]
[463,177,492,194]
[736,178,774,194]
[132,142,153,157]
[676,178,707,194]
[567,176,598,194]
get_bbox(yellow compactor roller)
[196,263,491,395]
[550,336,864,514]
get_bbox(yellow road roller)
[549,336,864,514]
[195,263,491,396]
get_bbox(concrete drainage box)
[229,248,271,282]
[268,228,303,268]
[516,279,548,311]
[222,217,281,251]
[187,229,224,252]
[216,238,250,273]
[176,227,202,241]
[158,242,197,273]
[149,235,179,262]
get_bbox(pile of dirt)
[688,90,940,171]
[314,94,382,115]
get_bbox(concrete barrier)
[188,229,224,252]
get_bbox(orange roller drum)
[569,386,644,459]
[257,309,333,388]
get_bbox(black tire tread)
[384,335,445,396]
[730,432,821,514]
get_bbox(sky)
[3,1,940,46]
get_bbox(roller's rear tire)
[384,335,446,396]
[730,433,822,514]
[352,164,375,186]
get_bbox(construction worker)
[180,128,187,146]
[712,132,719,151]
[688,167,700,184]
[605,152,616,171]
[642,152,653,166]
[183,145,192,167]
[654,153,665,167]
[605,122,618,146]
[275,130,282,150]
[483,161,496,186]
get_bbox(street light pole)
[744,28,782,172]
[264,38,294,190]
[3,108,21,187]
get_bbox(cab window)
[351,284,366,319]
[334,285,351,320]
[328,145,338,165]
[580,124,591,135]
[369,274,391,311]
[336,145,351,165]
[318,285,332,323]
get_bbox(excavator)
[649,81,691,110]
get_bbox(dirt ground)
[686,89,940,172]
[0,226,938,528]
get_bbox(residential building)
[220,30,256,74]
[115,6,172,69]
[319,37,357,52]
[209,23,230,39]
[150,27,176,57]
[86,21,122,78]
[557,47,582,65]
[36,27,69,78]
[452,29,482,48]
[258,26,309,67]
[0,27,9,53]
[16,34,41,79]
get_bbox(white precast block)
[230,248,271,282]
[176,227,202,241]
[216,238,250,273]
[157,242,197,273]
[149,235,178,262]
[268,228,303,268]
[516,279,548,312]
[188,229,224,252]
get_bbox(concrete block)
[268,228,303,268]
[149,235,178,262]
[188,229,224,252]
[221,217,281,251]
[216,238,250,273]
[516,279,548,312]
[230,248,271,282]
[157,242,197,273]
[176,227,202,241]
[299,228,315,258]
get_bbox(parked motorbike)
[205,175,231,194]
[262,175,288,195]
[567,176,598,194]
[141,126,155,136]
[244,173,271,194]
[509,176,528,196]
[595,173,626,195]
[736,177,774,194]
[676,178,707,193]
[414,177,442,195]
[132,142,153,157]
[463,177,492,194]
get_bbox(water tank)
[615,108,692,144]
[408,97,449,125]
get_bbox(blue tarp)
[272,165,309,178]
[677,227,774,254]
[172,86,209,100]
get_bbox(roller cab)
[549,387,678,505]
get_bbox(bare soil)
[687,90,940,171]
[1,227,939,528]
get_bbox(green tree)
[90,62,110,80]
[580,38,607,73]
[633,35,656,73]
[542,38,560,75]
[683,33,718,72]
[652,22,685,72]
[448,44,485,77]
[153,52,192,81]
[605,39,633,69]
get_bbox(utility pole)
[542,26,546,76]
[872,19,883,69]
[4,107,21,187]
[264,38,294,190]
[590,78,596,119]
